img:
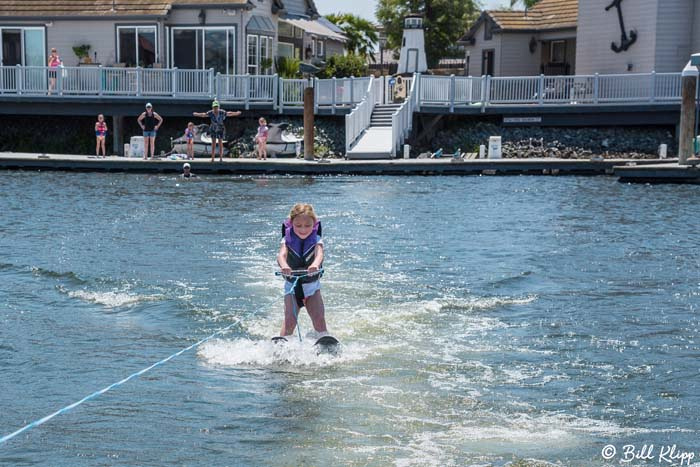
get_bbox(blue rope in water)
[0,319,241,446]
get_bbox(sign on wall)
[605,0,637,53]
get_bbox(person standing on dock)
[94,114,108,157]
[137,103,163,160]
[193,101,241,162]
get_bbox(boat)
[170,124,230,158]
[265,123,302,158]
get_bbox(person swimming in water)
[181,162,197,179]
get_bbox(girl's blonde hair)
[289,203,317,222]
[259,117,267,124]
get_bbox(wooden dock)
[0,152,675,176]
[615,161,700,184]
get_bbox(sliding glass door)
[171,27,236,75]
[0,27,45,92]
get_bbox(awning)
[246,15,275,35]
[281,17,346,42]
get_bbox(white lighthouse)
[397,14,427,75]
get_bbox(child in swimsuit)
[255,117,269,160]
[277,203,328,337]
[184,122,195,160]
[94,114,108,157]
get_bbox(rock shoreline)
[421,122,677,159]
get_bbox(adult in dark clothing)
[193,101,241,162]
[137,103,163,160]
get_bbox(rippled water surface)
[1,173,700,466]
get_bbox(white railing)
[417,72,682,109]
[217,74,277,108]
[345,76,379,152]
[0,66,684,113]
[279,78,308,111]
[391,73,419,157]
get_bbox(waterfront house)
[277,0,347,65]
[458,0,577,77]
[0,0,344,75]
[459,0,700,77]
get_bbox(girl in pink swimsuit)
[255,117,269,160]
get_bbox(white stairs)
[346,104,401,160]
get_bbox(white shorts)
[284,279,321,298]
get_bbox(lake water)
[1,173,700,466]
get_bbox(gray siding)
[576,0,658,74]
[463,21,502,76]
[325,40,344,58]
[692,2,700,54]
[283,0,310,17]
[654,0,693,72]
[46,20,157,66]
[499,33,540,76]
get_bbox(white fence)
[391,74,419,156]
[0,66,683,113]
[345,77,380,152]
[418,72,682,109]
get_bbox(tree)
[317,54,368,79]
[509,0,540,8]
[326,13,378,60]
[376,0,480,68]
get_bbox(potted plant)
[72,44,92,64]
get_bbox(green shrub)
[317,54,368,79]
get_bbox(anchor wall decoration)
[605,0,637,53]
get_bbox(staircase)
[346,104,401,159]
[370,104,401,127]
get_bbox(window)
[171,27,236,74]
[118,26,157,67]
[310,37,316,57]
[550,40,566,64]
[0,27,45,67]
[278,21,293,38]
[247,34,273,74]
[278,42,294,58]
[295,26,303,39]
[484,20,493,41]
[247,34,258,74]
[317,40,324,57]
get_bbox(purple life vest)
[282,219,322,282]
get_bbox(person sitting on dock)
[181,162,197,179]
[192,101,241,163]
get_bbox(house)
[576,0,700,74]
[459,0,577,77]
[460,0,700,78]
[276,0,346,65]
[0,0,344,75]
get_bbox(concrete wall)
[576,0,658,74]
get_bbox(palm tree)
[326,13,379,61]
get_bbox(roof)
[460,0,577,41]
[281,17,346,42]
[0,0,249,18]
[247,14,276,35]
[278,0,317,19]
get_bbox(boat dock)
[615,161,700,184]
[0,152,674,176]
